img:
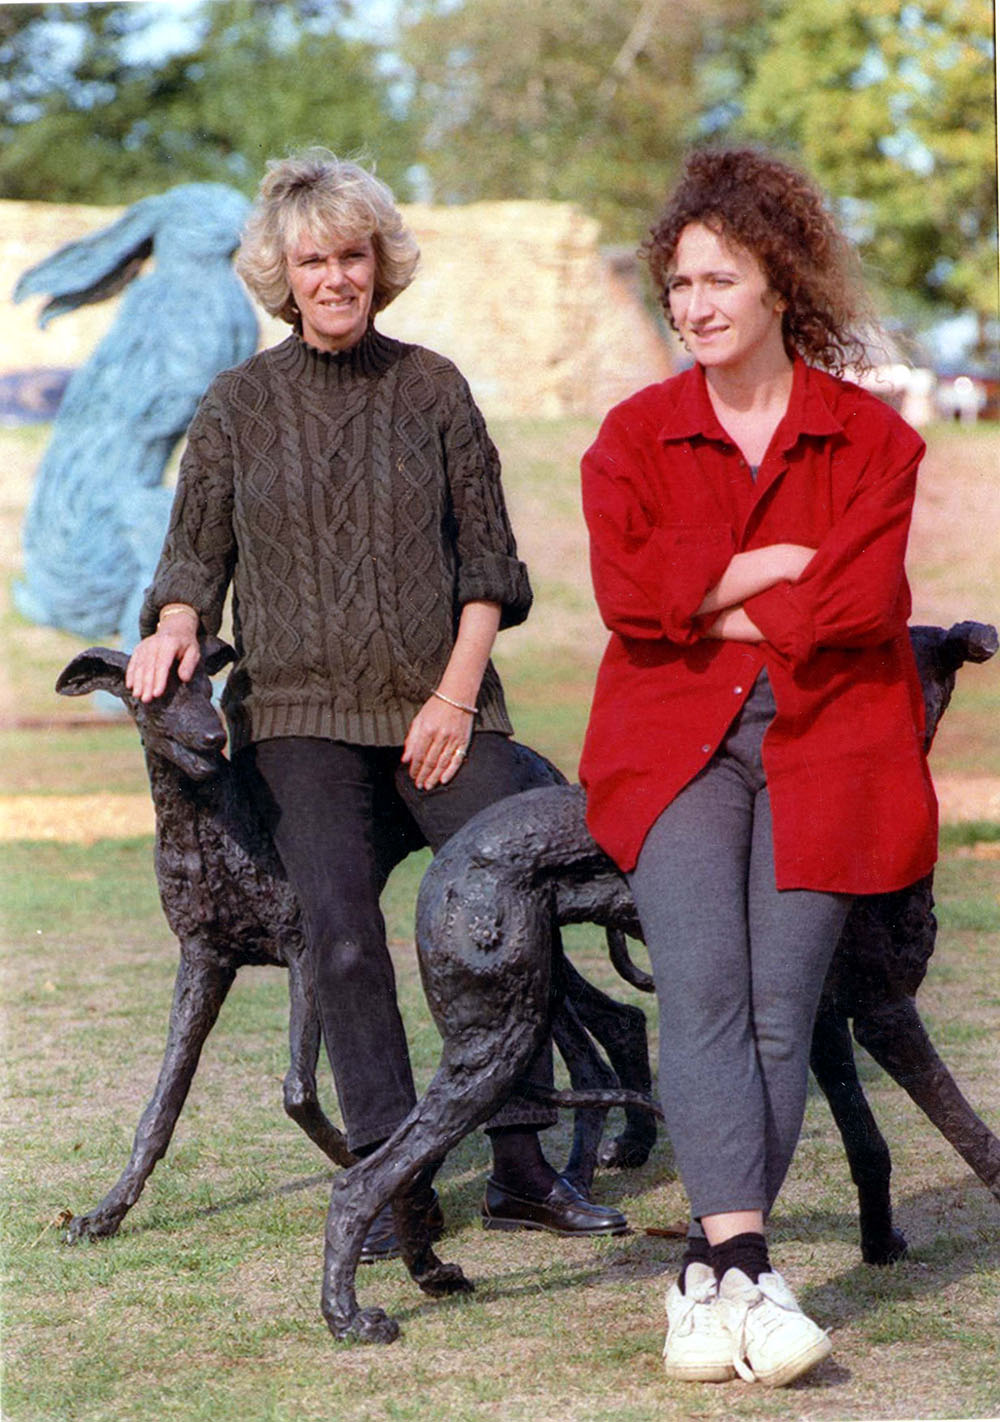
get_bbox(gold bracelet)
[157,604,197,627]
[431,688,479,716]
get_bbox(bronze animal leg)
[560,955,657,1173]
[282,950,353,1168]
[67,950,237,1241]
[853,997,1000,1200]
[809,1003,907,1263]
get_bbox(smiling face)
[286,231,377,352]
[667,222,788,379]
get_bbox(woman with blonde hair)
[581,146,936,1387]
[128,148,627,1257]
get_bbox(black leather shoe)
[359,1189,444,1264]
[481,1176,629,1236]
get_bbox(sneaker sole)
[663,1359,738,1383]
[754,1331,832,1388]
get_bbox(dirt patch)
[0,793,153,841]
[3,775,997,843]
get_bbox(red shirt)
[579,358,938,893]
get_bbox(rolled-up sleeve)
[442,376,532,628]
[138,388,237,637]
[583,414,734,644]
[745,422,924,666]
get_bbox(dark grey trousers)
[239,731,556,1153]
[628,674,852,1223]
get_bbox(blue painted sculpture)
[13,183,259,643]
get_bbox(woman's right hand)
[125,609,201,703]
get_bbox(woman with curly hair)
[127,149,628,1259]
[580,147,936,1387]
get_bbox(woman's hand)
[402,696,475,790]
[401,598,501,790]
[125,607,201,703]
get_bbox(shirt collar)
[658,357,845,451]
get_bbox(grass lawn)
[2,419,999,1420]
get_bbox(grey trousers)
[628,673,852,1223]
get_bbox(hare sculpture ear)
[14,194,165,329]
[55,647,130,699]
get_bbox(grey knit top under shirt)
[140,327,532,753]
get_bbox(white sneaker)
[663,1261,737,1382]
[717,1267,832,1388]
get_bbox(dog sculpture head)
[56,639,236,783]
[910,621,998,750]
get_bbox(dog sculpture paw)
[860,1223,909,1267]
[412,1260,475,1299]
[325,1305,401,1346]
[65,1205,127,1243]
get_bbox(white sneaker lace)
[727,1279,827,1383]
[664,1271,717,1351]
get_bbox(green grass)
[3,830,999,1420]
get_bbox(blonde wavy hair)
[236,149,420,325]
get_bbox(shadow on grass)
[793,1175,1000,1314]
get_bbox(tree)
[733,0,997,338]
[0,1,415,203]
[400,0,761,244]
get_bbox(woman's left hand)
[402,696,475,790]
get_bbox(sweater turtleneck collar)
[268,324,400,385]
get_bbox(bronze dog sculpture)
[56,641,656,1245]
[57,622,999,1345]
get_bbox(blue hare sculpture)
[14,183,258,643]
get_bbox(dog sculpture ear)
[55,647,130,699]
[14,194,164,329]
[201,637,236,676]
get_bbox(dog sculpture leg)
[67,950,237,1241]
[551,991,620,1196]
[282,950,354,1168]
[321,869,556,1342]
[853,998,1000,1201]
[560,955,657,1174]
[320,1044,548,1343]
[809,1003,907,1264]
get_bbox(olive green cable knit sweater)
[140,327,532,753]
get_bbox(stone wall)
[0,197,675,419]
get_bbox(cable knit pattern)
[140,328,531,753]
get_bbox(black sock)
[709,1231,771,1285]
[486,1126,559,1198]
[677,1234,711,1294]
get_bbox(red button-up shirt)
[579,358,938,893]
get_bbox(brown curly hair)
[644,146,873,376]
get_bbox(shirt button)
[701,743,711,754]
[734,685,744,695]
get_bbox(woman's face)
[286,230,377,352]
[666,223,787,377]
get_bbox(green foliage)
[400,0,762,244]
[731,0,997,333]
[0,1,415,203]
